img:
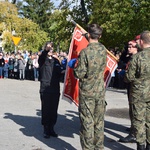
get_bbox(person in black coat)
[0,52,5,78]
[38,41,64,138]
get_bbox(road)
[0,79,136,150]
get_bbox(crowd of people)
[0,49,68,82]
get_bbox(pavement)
[0,79,136,150]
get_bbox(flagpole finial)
[66,15,77,26]
[66,15,87,33]
[66,15,71,22]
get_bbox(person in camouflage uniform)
[119,40,138,143]
[73,24,107,150]
[124,30,150,150]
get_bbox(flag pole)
[66,15,119,62]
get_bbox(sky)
[52,0,79,9]
[52,0,61,8]
[7,0,78,9]
[7,0,61,7]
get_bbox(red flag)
[104,54,118,88]
[62,27,118,106]
[62,27,88,106]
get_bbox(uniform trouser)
[129,103,135,136]
[79,95,105,150]
[132,101,150,145]
[40,92,60,128]
[127,84,135,136]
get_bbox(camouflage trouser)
[132,101,150,145]
[79,95,105,150]
[127,84,135,136]
[129,102,135,136]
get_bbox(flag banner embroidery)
[104,54,118,88]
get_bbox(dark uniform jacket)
[38,50,62,93]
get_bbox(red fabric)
[104,54,118,87]
[63,27,118,106]
[63,27,88,106]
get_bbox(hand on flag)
[68,58,77,68]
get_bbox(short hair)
[87,24,103,39]
[140,30,150,44]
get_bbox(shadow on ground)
[106,108,129,119]
[3,109,134,150]
[4,110,79,150]
[104,121,134,150]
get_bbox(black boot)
[119,134,136,143]
[137,143,145,150]
[146,142,150,150]
[43,125,58,138]
[43,126,50,138]
[49,126,58,137]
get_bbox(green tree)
[16,0,54,33]
[8,0,150,51]
[0,1,48,52]
[48,9,73,52]
[90,0,136,47]
[70,0,150,48]
[131,0,150,34]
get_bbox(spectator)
[0,52,5,78]
[13,55,19,79]
[18,55,26,80]
[33,53,39,81]
[60,52,68,82]
[3,53,9,78]
[26,54,34,80]
[8,53,15,78]
[4,61,9,78]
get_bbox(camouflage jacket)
[124,47,150,103]
[74,42,107,99]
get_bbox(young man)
[69,24,107,150]
[124,31,150,150]
[119,40,138,143]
